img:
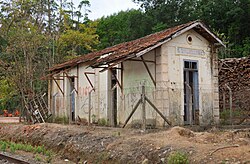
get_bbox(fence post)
[225,84,232,126]
[223,91,226,111]
[141,85,146,130]
[88,90,92,126]
[185,82,193,125]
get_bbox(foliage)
[167,151,189,164]
[91,114,97,123]
[0,79,19,112]
[0,140,52,158]
[132,0,250,58]
[98,118,108,126]
[96,9,152,49]
[54,116,69,124]
[0,0,249,115]
[220,110,244,119]
[35,154,42,161]
[0,0,98,114]
[58,20,99,59]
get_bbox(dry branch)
[210,144,239,155]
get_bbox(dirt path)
[0,123,249,163]
[0,117,20,123]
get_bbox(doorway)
[183,60,199,125]
[70,77,75,122]
[111,69,118,126]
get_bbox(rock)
[142,158,149,164]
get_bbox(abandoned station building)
[47,21,225,127]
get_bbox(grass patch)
[35,154,42,161]
[220,109,244,124]
[98,118,108,126]
[0,140,52,160]
[167,151,189,164]
[54,116,69,124]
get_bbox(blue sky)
[73,0,140,20]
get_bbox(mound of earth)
[0,123,249,163]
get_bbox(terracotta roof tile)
[49,20,221,72]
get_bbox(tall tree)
[0,0,98,112]
[133,0,250,57]
[96,9,151,49]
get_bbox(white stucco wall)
[121,50,158,126]
[50,64,109,123]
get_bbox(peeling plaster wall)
[98,70,109,121]
[121,50,157,126]
[50,64,109,123]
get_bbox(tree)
[133,0,250,57]
[58,19,99,59]
[96,9,151,49]
[0,0,98,113]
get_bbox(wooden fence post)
[225,84,232,126]
[141,85,146,131]
[88,90,92,126]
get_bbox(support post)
[88,90,92,126]
[52,92,58,122]
[223,91,226,111]
[141,56,156,86]
[225,84,232,126]
[122,99,141,128]
[145,96,171,125]
[141,85,146,130]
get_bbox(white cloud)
[73,0,140,20]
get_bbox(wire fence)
[219,85,250,125]
[52,82,222,126]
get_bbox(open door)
[111,69,118,126]
[184,61,199,125]
[70,77,75,122]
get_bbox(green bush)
[167,151,189,164]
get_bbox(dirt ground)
[0,117,20,123]
[0,122,249,164]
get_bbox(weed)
[220,110,243,120]
[15,143,24,150]
[167,151,189,164]
[220,109,244,124]
[54,116,69,124]
[92,114,97,123]
[10,145,16,153]
[95,152,110,163]
[45,151,52,163]
[25,144,34,152]
[46,155,52,163]
[98,118,108,126]
[35,154,42,161]
[1,142,7,152]
[35,146,44,154]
